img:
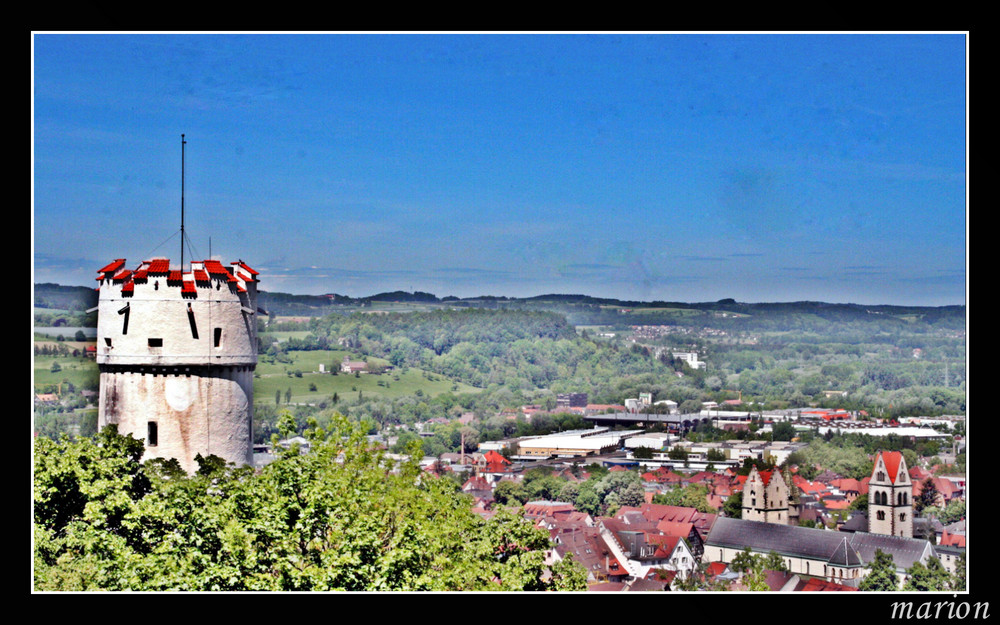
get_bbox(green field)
[33,354,99,389]
[254,352,479,405]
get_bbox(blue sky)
[32,33,967,305]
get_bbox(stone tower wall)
[95,258,258,474]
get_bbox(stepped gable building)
[868,450,913,538]
[741,465,799,525]
[95,257,260,474]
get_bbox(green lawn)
[255,348,479,405]
[34,354,99,390]
[255,359,479,405]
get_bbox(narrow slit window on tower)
[187,304,199,339]
[147,421,158,446]
[214,327,222,348]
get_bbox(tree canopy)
[33,419,586,591]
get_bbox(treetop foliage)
[33,419,586,591]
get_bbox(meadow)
[254,351,480,405]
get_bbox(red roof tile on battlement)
[203,259,230,275]
[146,258,170,274]
[97,259,126,274]
[234,260,259,277]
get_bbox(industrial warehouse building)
[513,427,642,459]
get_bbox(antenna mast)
[181,133,186,271]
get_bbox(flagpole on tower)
[181,133,186,271]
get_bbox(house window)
[147,421,158,446]
[876,510,886,521]
[148,338,163,347]
[899,513,906,522]
[105,338,112,347]
[214,327,223,348]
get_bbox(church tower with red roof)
[95,256,260,474]
[741,465,792,524]
[868,450,913,538]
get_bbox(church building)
[741,465,799,525]
[868,450,914,538]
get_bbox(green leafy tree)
[722,490,743,518]
[915,477,940,514]
[951,552,966,591]
[903,556,951,591]
[574,484,602,517]
[493,479,526,506]
[651,483,715,513]
[35,418,586,591]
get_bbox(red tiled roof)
[482,450,511,465]
[705,561,728,578]
[111,269,132,283]
[234,261,259,276]
[147,258,170,274]
[121,280,134,294]
[656,520,694,538]
[167,270,183,283]
[877,451,904,484]
[181,281,197,294]
[835,478,861,493]
[97,259,126,274]
[203,259,229,275]
[193,269,210,283]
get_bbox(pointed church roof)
[876,451,905,484]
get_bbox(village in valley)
[389,397,966,592]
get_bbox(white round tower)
[95,257,260,474]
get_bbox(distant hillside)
[34,283,98,311]
[34,283,966,331]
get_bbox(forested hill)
[34,282,965,331]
